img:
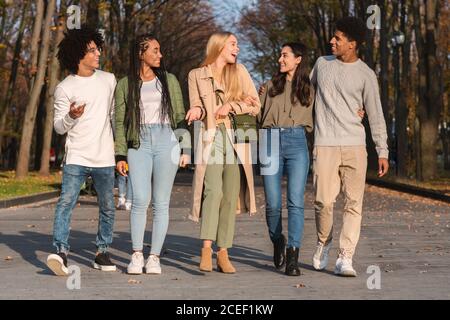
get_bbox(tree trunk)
[396,0,411,177]
[378,0,390,125]
[358,0,375,69]
[118,1,135,77]
[414,117,422,180]
[420,119,439,179]
[40,7,66,176]
[0,111,8,167]
[421,0,442,180]
[0,5,8,65]
[15,0,56,179]
[0,1,30,157]
[34,86,47,170]
[29,0,45,90]
[413,0,442,180]
[0,5,6,41]
[110,0,120,75]
[86,0,99,30]
[442,123,450,170]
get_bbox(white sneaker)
[125,201,132,211]
[127,252,144,274]
[145,254,161,274]
[47,253,69,276]
[312,241,332,270]
[117,197,126,210]
[334,256,357,277]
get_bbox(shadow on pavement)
[1,229,277,276]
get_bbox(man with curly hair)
[310,17,389,277]
[46,27,117,276]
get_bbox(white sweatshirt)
[310,55,389,159]
[53,69,116,167]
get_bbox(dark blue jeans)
[52,164,116,254]
[260,127,309,248]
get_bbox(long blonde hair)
[201,32,242,102]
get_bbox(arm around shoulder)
[229,64,261,115]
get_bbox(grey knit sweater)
[310,55,389,159]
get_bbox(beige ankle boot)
[217,250,236,273]
[199,247,213,272]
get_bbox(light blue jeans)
[127,124,180,255]
[53,164,116,254]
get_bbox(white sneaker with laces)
[334,256,357,277]
[312,241,332,270]
[127,252,144,274]
[145,254,162,274]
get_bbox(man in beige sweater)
[310,17,389,277]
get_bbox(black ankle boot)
[273,234,286,269]
[285,247,301,276]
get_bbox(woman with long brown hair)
[185,32,260,274]
[258,42,314,276]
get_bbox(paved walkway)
[0,172,449,299]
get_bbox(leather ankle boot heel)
[273,234,286,269]
[200,247,213,272]
[285,247,301,276]
[217,250,236,274]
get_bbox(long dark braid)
[125,34,172,138]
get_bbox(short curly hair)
[57,27,104,74]
[335,17,366,49]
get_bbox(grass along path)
[0,170,61,200]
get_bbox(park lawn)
[0,170,62,200]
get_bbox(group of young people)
[46,16,389,279]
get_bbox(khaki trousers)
[313,146,367,258]
[200,124,240,248]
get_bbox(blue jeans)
[261,127,309,248]
[127,124,180,255]
[53,164,116,254]
[117,174,132,201]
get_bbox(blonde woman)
[185,32,261,273]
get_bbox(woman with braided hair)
[114,34,189,275]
